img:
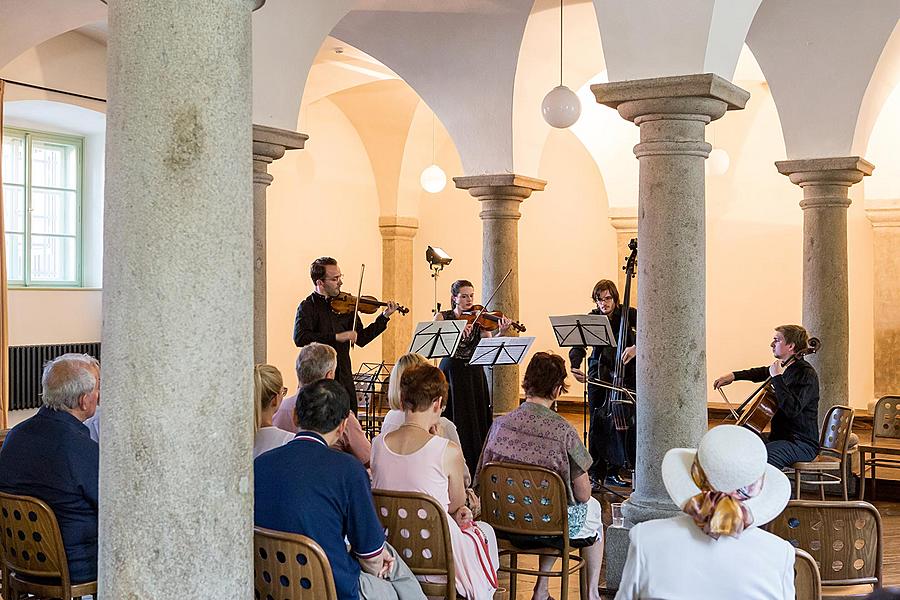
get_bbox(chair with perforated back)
[795,547,822,600]
[860,396,900,500]
[790,405,855,500]
[766,500,882,598]
[254,526,337,600]
[0,491,97,600]
[371,489,456,599]
[479,462,589,600]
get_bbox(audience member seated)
[615,424,794,600]
[476,351,604,600]
[0,353,100,584]
[253,364,294,458]
[83,408,100,442]
[381,353,462,448]
[255,379,425,600]
[371,363,499,600]
[272,342,371,466]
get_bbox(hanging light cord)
[431,113,436,164]
[559,0,564,87]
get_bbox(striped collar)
[293,431,328,447]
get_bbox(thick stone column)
[866,201,900,399]
[253,124,308,363]
[609,207,638,298]
[776,158,873,422]
[593,74,748,587]
[379,216,418,364]
[453,174,546,414]
[101,0,261,596]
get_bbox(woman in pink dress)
[371,364,499,600]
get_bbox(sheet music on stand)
[549,314,615,350]
[468,336,536,367]
[408,320,467,359]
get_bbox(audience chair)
[860,396,900,500]
[0,491,97,600]
[479,462,590,600]
[254,526,337,600]
[790,405,855,500]
[795,547,823,600]
[766,500,882,598]
[372,489,456,599]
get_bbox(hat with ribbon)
[662,424,791,539]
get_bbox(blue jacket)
[0,406,99,583]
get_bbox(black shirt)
[293,292,389,403]
[733,358,820,447]
[568,305,637,391]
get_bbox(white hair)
[41,353,99,411]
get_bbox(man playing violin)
[713,324,820,469]
[293,257,400,406]
[569,279,636,490]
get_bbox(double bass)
[728,337,821,436]
[607,238,638,434]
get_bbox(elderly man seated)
[0,353,100,584]
[272,342,371,465]
[255,379,425,600]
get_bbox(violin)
[328,291,409,316]
[459,305,526,332]
[732,337,821,436]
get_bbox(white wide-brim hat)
[662,425,791,528]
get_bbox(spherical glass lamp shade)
[420,164,447,193]
[541,85,581,128]
[707,148,730,176]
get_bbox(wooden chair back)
[872,396,900,441]
[372,489,455,599]
[479,462,569,537]
[819,405,854,457]
[766,500,882,589]
[795,547,822,600]
[0,491,96,599]
[253,526,337,600]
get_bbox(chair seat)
[496,530,597,551]
[793,455,842,471]
[8,572,98,598]
[820,583,875,598]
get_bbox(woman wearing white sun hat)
[615,425,795,600]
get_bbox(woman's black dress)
[438,309,492,478]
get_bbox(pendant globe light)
[420,112,447,193]
[542,0,581,128]
[706,127,730,176]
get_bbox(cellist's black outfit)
[732,358,820,469]
[293,291,390,410]
[569,305,637,483]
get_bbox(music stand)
[549,314,626,499]
[469,336,536,369]
[408,320,467,359]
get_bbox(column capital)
[865,200,900,228]
[378,216,419,239]
[454,173,546,221]
[592,73,749,123]
[252,124,308,187]
[609,206,638,233]
[776,156,873,210]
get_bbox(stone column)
[379,216,418,364]
[776,158,873,423]
[593,74,748,587]
[453,174,546,414]
[609,207,638,298]
[866,202,900,399]
[253,124,308,364]
[101,0,261,596]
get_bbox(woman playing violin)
[433,279,512,477]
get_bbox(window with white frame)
[2,128,83,286]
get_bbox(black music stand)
[549,314,627,499]
[408,320,467,359]
[469,336,536,369]
[353,362,393,439]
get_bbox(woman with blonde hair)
[253,364,294,458]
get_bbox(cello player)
[713,324,820,468]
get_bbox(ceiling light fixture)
[420,112,447,193]
[541,0,581,129]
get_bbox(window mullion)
[23,132,32,287]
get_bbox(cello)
[607,238,638,435]
[728,337,821,436]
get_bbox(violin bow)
[716,387,741,421]
[350,264,365,349]
[472,268,513,323]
